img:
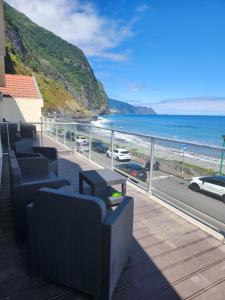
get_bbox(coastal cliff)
[109,98,156,115]
[3,2,109,118]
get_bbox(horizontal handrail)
[2,118,224,232]
[1,120,225,151]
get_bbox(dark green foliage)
[3,2,109,114]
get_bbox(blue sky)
[6,0,225,107]
[89,0,225,105]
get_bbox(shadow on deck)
[1,151,225,299]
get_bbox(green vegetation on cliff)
[3,2,109,117]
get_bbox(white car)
[106,148,131,161]
[189,175,225,202]
[76,136,88,145]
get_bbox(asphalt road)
[89,149,225,233]
[151,174,225,232]
[53,135,225,233]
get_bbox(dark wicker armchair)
[27,188,134,300]
[14,139,58,175]
[8,151,70,242]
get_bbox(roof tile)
[0,74,40,99]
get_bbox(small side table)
[79,169,126,198]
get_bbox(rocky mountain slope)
[3,2,109,117]
[109,98,156,115]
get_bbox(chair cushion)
[14,139,33,153]
[17,157,51,181]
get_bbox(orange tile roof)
[0,74,41,99]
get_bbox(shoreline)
[45,116,224,175]
[89,126,223,174]
[99,114,225,147]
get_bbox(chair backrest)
[14,139,33,153]
[20,124,36,138]
[32,188,107,295]
[8,124,19,147]
[1,124,19,149]
[8,150,22,186]
[17,157,50,181]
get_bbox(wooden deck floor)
[1,148,225,299]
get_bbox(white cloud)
[5,0,134,61]
[128,84,142,92]
[125,81,144,93]
[136,3,150,14]
[151,99,225,115]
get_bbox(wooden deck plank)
[148,258,225,300]
[191,279,225,300]
[1,142,225,300]
[10,284,73,300]
[114,245,225,299]
[137,228,201,248]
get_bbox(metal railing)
[1,119,225,234]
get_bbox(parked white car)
[189,175,225,202]
[106,148,131,161]
[76,136,88,145]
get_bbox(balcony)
[1,122,225,299]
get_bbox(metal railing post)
[74,125,77,153]
[63,125,66,145]
[40,117,43,141]
[111,130,114,170]
[219,136,225,174]
[181,148,185,174]
[40,120,43,146]
[50,124,52,139]
[47,118,49,136]
[88,126,92,161]
[220,149,225,174]
[69,127,72,149]
[53,124,55,140]
[56,124,58,142]
[148,138,155,194]
[6,123,10,152]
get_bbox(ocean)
[99,114,225,147]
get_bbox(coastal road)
[52,135,225,233]
[89,149,225,233]
[151,175,225,233]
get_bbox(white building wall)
[1,97,43,124]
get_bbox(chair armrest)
[15,178,70,193]
[102,197,134,300]
[16,152,42,158]
[33,147,57,159]
[103,196,134,228]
